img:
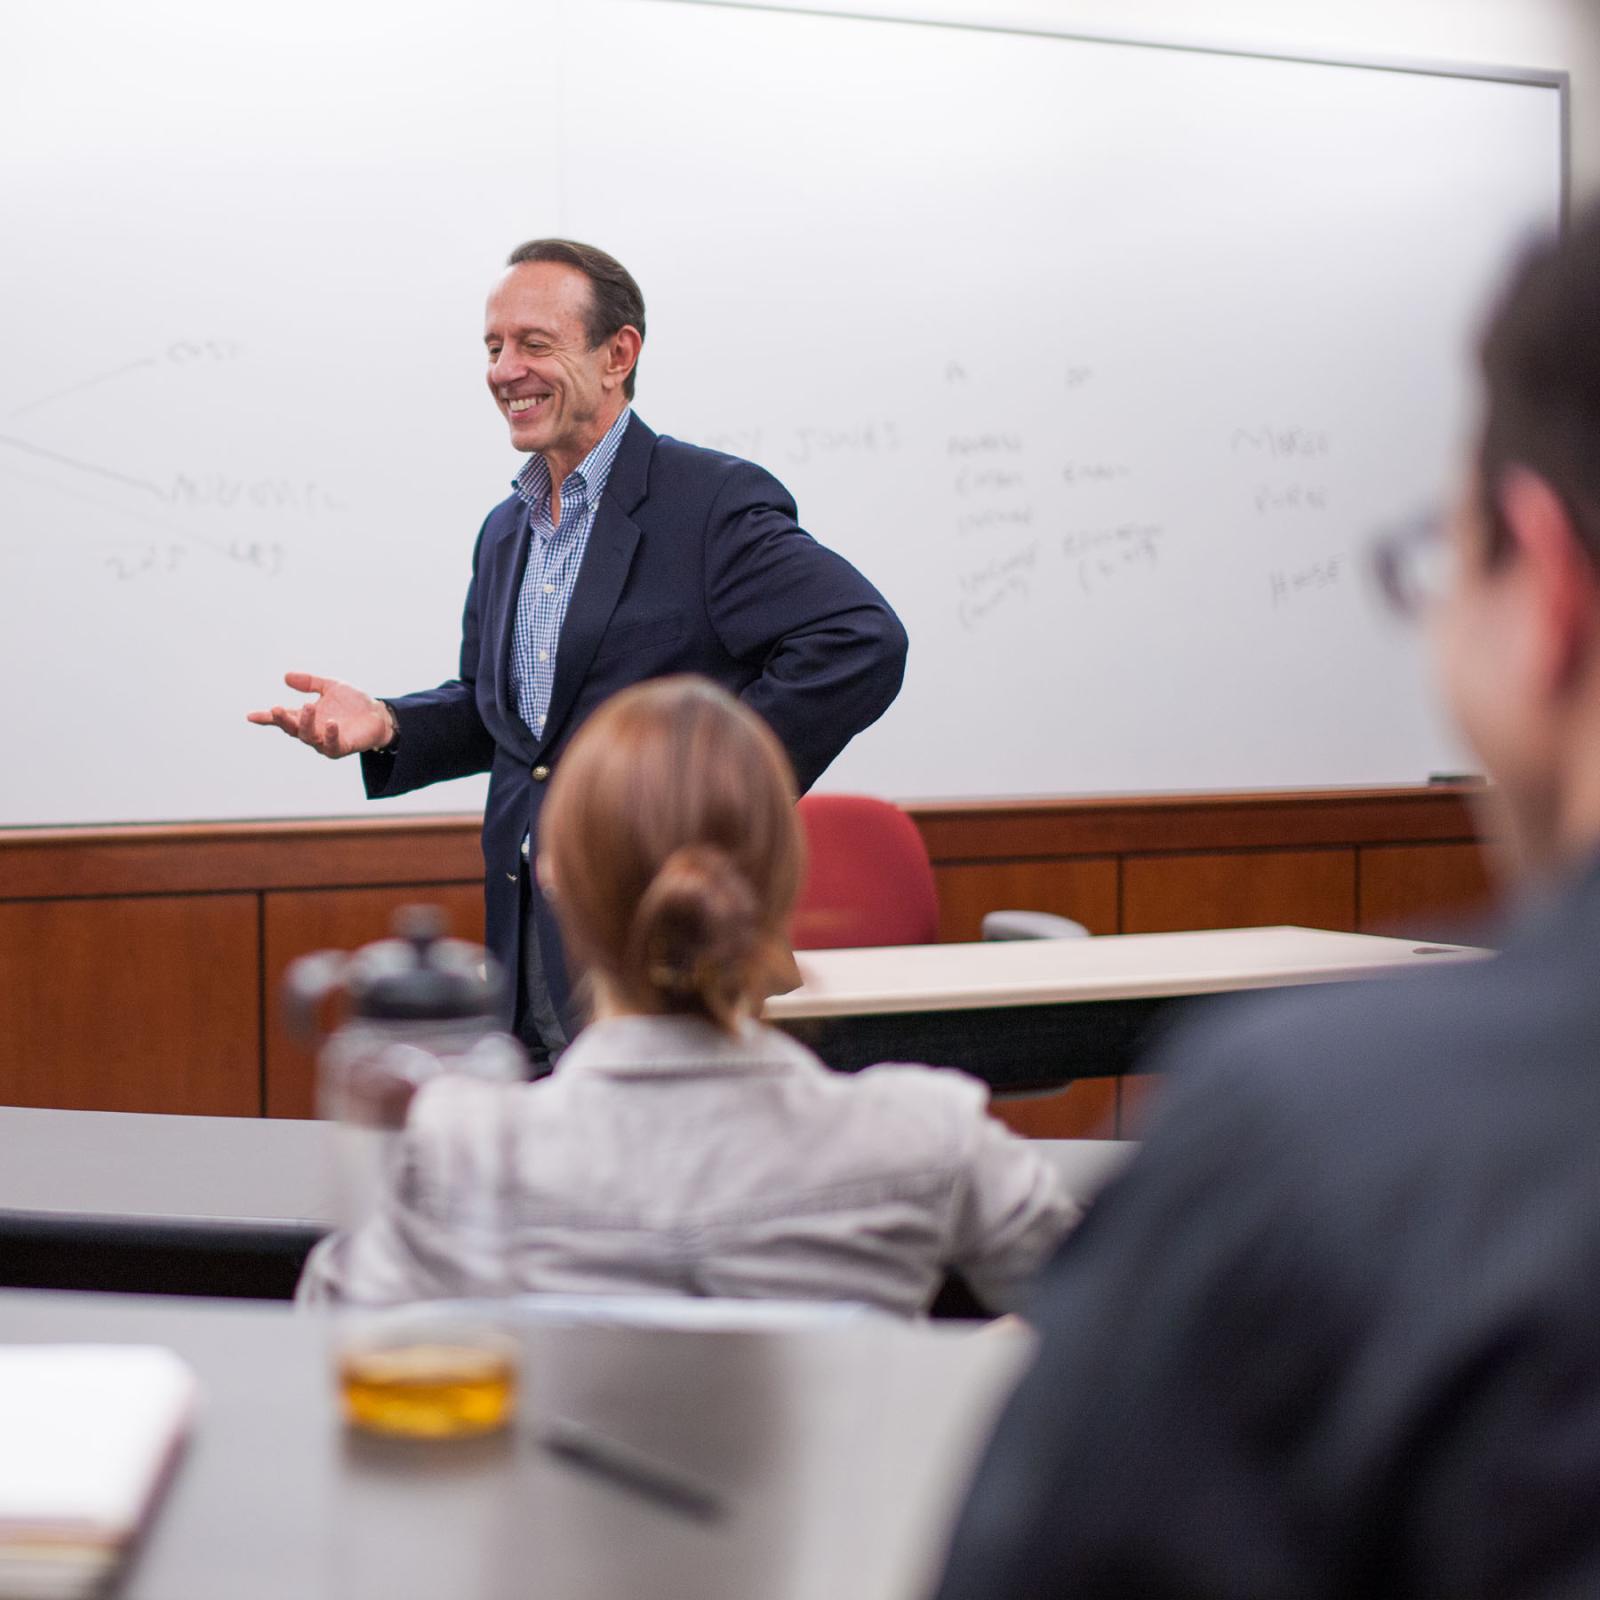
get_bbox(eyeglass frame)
[1369,508,1450,621]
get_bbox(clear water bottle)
[284,905,526,1438]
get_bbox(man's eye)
[486,347,501,360]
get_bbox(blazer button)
[531,764,550,782]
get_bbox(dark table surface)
[0,1105,1135,1298]
[0,1289,1034,1600]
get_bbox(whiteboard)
[0,0,1565,825]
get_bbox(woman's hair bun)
[626,845,764,1028]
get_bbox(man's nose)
[489,348,526,388]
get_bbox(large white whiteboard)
[0,0,1565,825]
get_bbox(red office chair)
[792,794,940,948]
[792,794,1089,950]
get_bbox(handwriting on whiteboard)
[169,475,347,514]
[1269,556,1345,608]
[1063,522,1166,597]
[104,539,286,583]
[787,420,903,464]
[1254,482,1330,515]
[1062,461,1133,487]
[954,466,1024,495]
[1231,423,1331,460]
[958,543,1038,631]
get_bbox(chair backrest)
[792,794,941,949]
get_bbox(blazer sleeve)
[361,519,499,800]
[702,461,908,793]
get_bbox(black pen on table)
[538,1417,727,1523]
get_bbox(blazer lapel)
[533,415,654,754]
[487,501,537,745]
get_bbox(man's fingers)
[253,674,355,755]
[252,706,301,737]
[249,699,344,752]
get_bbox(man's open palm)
[247,672,392,759]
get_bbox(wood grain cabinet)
[0,895,259,1115]
[0,791,1492,1122]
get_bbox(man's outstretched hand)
[247,672,395,759]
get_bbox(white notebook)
[0,1346,198,1598]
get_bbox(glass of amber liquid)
[338,1315,521,1439]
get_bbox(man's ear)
[604,325,642,392]
[1497,466,1600,694]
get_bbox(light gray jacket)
[299,1015,1080,1317]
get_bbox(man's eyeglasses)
[1370,509,1452,620]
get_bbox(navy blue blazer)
[935,866,1600,1600]
[361,414,907,1027]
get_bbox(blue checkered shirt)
[508,406,632,740]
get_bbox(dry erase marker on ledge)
[1427,772,1488,785]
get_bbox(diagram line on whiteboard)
[9,357,159,418]
[0,432,169,499]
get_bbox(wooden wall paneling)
[932,858,1118,943]
[0,817,484,901]
[1358,843,1497,942]
[0,895,260,1115]
[990,1079,1119,1140]
[1121,848,1358,934]
[262,882,487,1119]
[0,790,1490,1124]
[910,787,1481,863]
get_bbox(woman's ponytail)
[624,845,766,1029]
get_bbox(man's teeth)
[508,395,548,414]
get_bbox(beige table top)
[766,925,1488,1020]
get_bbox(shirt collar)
[553,1012,820,1081]
[511,405,633,513]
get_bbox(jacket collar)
[554,1013,821,1081]
[600,410,653,515]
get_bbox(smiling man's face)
[483,261,625,476]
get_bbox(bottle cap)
[349,905,505,1023]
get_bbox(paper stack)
[0,1346,197,1599]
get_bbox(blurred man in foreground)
[935,208,1600,1598]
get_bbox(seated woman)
[300,677,1080,1315]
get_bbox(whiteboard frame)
[669,0,1572,221]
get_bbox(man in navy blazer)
[251,240,906,1056]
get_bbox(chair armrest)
[981,910,1091,941]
